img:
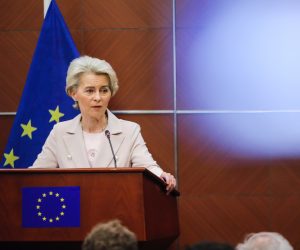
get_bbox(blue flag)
[1,0,79,168]
[22,186,80,228]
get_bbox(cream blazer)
[30,110,163,177]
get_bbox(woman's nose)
[93,91,101,101]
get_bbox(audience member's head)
[82,219,138,250]
[186,241,235,250]
[236,232,293,250]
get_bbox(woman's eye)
[100,88,109,94]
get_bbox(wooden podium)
[0,167,179,250]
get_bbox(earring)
[72,100,79,109]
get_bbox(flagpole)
[44,0,52,18]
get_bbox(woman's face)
[71,72,112,120]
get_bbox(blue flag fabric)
[1,0,79,168]
[22,186,80,228]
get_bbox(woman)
[31,55,176,193]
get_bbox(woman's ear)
[70,89,77,101]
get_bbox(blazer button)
[67,154,72,160]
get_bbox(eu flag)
[22,186,80,228]
[1,0,79,168]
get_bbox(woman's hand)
[160,172,177,195]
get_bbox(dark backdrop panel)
[178,114,300,248]
[271,196,300,249]
[0,32,39,112]
[56,0,82,30]
[82,0,172,29]
[271,165,300,195]
[83,29,173,110]
[0,116,14,158]
[179,196,271,246]
[178,114,270,196]
[0,0,43,30]
[117,114,175,175]
[69,30,84,54]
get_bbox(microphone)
[105,130,117,168]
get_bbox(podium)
[0,167,179,250]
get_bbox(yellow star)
[3,149,19,168]
[20,120,37,139]
[49,106,64,123]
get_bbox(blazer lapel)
[94,110,125,167]
[63,115,90,168]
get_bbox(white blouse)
[83,131,106,167]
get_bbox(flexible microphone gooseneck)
[105,130,117,168]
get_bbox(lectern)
[0,167,179,250]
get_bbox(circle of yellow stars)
[36,191,67,223]
[3,105,65,168]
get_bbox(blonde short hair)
[66,55,119,97]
